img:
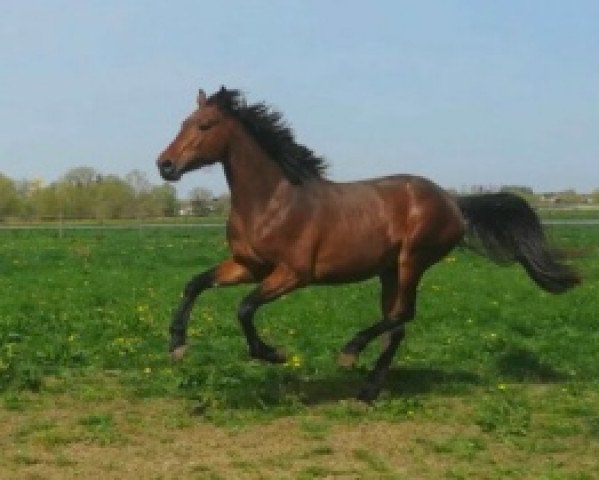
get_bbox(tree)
[188,187,214,215]
[500,185,539,204]
[150,183,178,217]
[0,174,21,217]
[62,166,99,187]
[93,175,135,219]
[125,170,151,195]
[500,185,533,195]
[212,193,231,216]
[556,189,582,204]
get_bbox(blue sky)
[1,1,598,196]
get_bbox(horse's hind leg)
[169,258,254,360]
[357,253,426,402]
[338,268,399,367]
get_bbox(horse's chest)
[227,222,270,267]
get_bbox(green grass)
[537,207,599,221]
[1,225,598,478]
[1,225,598,406]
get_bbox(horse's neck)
[223,132,292,220]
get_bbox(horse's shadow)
[291,346,567,405]
[185,347,569,411]
[494,346,567,383]
[296,366,482,405]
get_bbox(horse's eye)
[198,122,214,131]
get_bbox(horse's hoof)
[357,384,380,403]
[337,352,358,368]
[253,346,287,364]
[266,348,287,364]
[171,345,188,362]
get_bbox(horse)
[156,86,580,402]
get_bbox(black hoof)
[251,345,287,364]
[357,384,381,403]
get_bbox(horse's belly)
[313,235,397,283]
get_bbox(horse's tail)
[457,192,581,294]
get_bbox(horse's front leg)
[169,258,254,360]
[237,264,301,363]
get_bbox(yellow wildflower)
[288,354,302,368]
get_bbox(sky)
[1,0,598,196]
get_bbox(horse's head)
[157,88,231,181]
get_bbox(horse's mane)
[207,87,327,184]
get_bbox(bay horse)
[156,86,580,402]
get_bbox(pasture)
[1,225,598,479]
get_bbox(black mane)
[207,87,327,184]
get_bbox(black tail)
[457,192,580,294]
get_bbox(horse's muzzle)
[158,160,181,181]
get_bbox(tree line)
[1,168,598,221]
[0,167,229,221]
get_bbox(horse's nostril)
[160,160,175,175]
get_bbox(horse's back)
[370,175,465,258]
[307,175,465,281]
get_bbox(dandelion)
[144,367,152,374]
[287,354,302,368]
[497,383,507,391]
[445,256,457,263]
[188,327,201,337]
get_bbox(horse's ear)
[197,89,207,107]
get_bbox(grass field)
[1,225,598,479]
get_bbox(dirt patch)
[1,396,598,479]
